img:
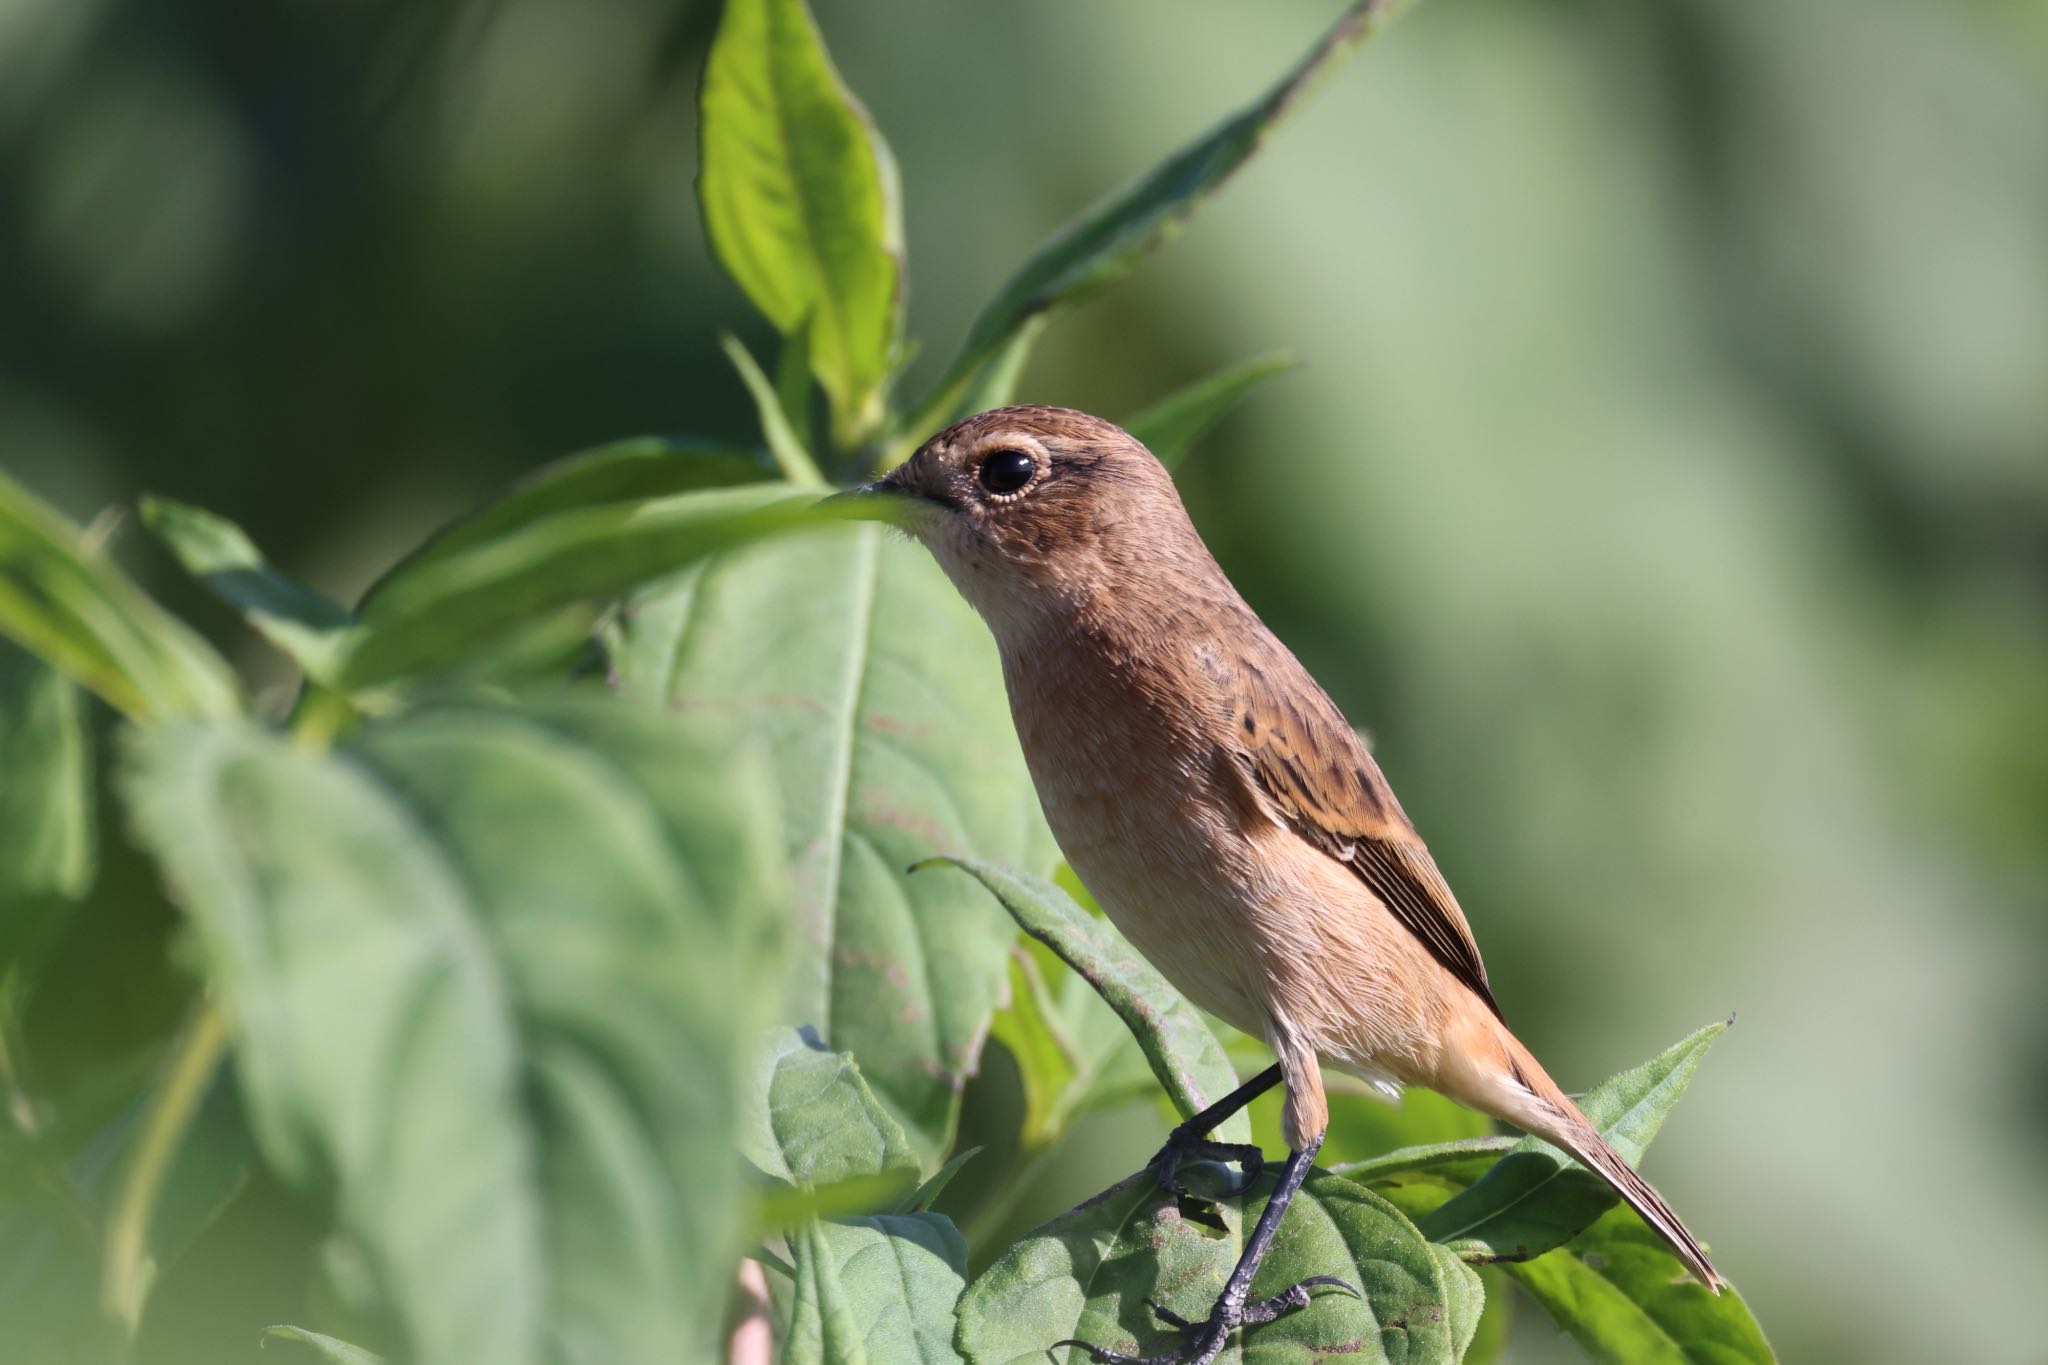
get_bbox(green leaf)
[724,332,828,486]
[984,869,1165,1151]
[1331,1137,1516,1223]
[744,1025,921,1188]
[0,467,239,722]
[921,858,1249,1144]
[262,1325,388,1364]
[787,1212,968,1365]
[956,1167,1459,1365]
[989,944,1151,1151]
[1123,353,1298,470]
[701,0,903,449]
[1430,1243,1486,1362]
[0,641,93,906]
[1502,1206,1775,1364]
[366,438,766,588]
[608,525,1056,1160]
[903,1,1392,445]
[121,697,792,1365]
[338,483,825,695]
[1418,1021,1726,1266]
[139,496,354,684]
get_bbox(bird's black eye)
[977,449,1037,495]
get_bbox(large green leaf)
[900,0,1396,449]
[701,0,903,449]
[608,525,1055,1161]
[0,468,239,722]
[956,1167,1460,1365]
[1502,1207,1774,1364]
[121,698,791,1365]
[337,482,822,695]
[1123,353,1298,471]
[140,496,354,685]
[0,641,93,907]
[786,1211,968,1365]
[925,858,1248,1144]
[744,1025,922,1188]
[1418,1022,1726,1266]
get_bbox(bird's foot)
[1149,1128,1264,1199]
[1052,1277,1359,1365]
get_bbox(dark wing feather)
[1224,642,1502,1019]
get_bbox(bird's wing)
[1224,646,1502,1019]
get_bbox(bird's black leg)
[1150,1063,1281,1198]
[1055,1133,1353,1365]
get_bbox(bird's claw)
[1050,1277,1352,1364]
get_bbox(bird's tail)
[1543,1103,1721,1291]
[1482,1026,1722,1292]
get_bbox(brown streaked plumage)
[849,405,1720,1362]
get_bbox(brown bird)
[844,405,1720,1364]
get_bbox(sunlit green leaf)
[901,1,1393,448]
[1503,1206,1775,1364]
[0,468,239,722]
[701,0,903,449]
[122,698,791,1365]
[1123,353,1297,470]
[608,526,1055,1161]
[140,496,353,684]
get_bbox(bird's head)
[837,405,1200,628]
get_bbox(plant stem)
[102,999,229,1332]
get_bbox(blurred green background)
[3,0,2044,1361]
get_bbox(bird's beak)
[818,473,924,529]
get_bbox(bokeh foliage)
[1,0,2042,1362]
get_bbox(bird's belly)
[1028,750,1281,1044]
[1035,764,1449,1089]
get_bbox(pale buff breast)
[999,626,1454,1090]
[998,628,1469,1111]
